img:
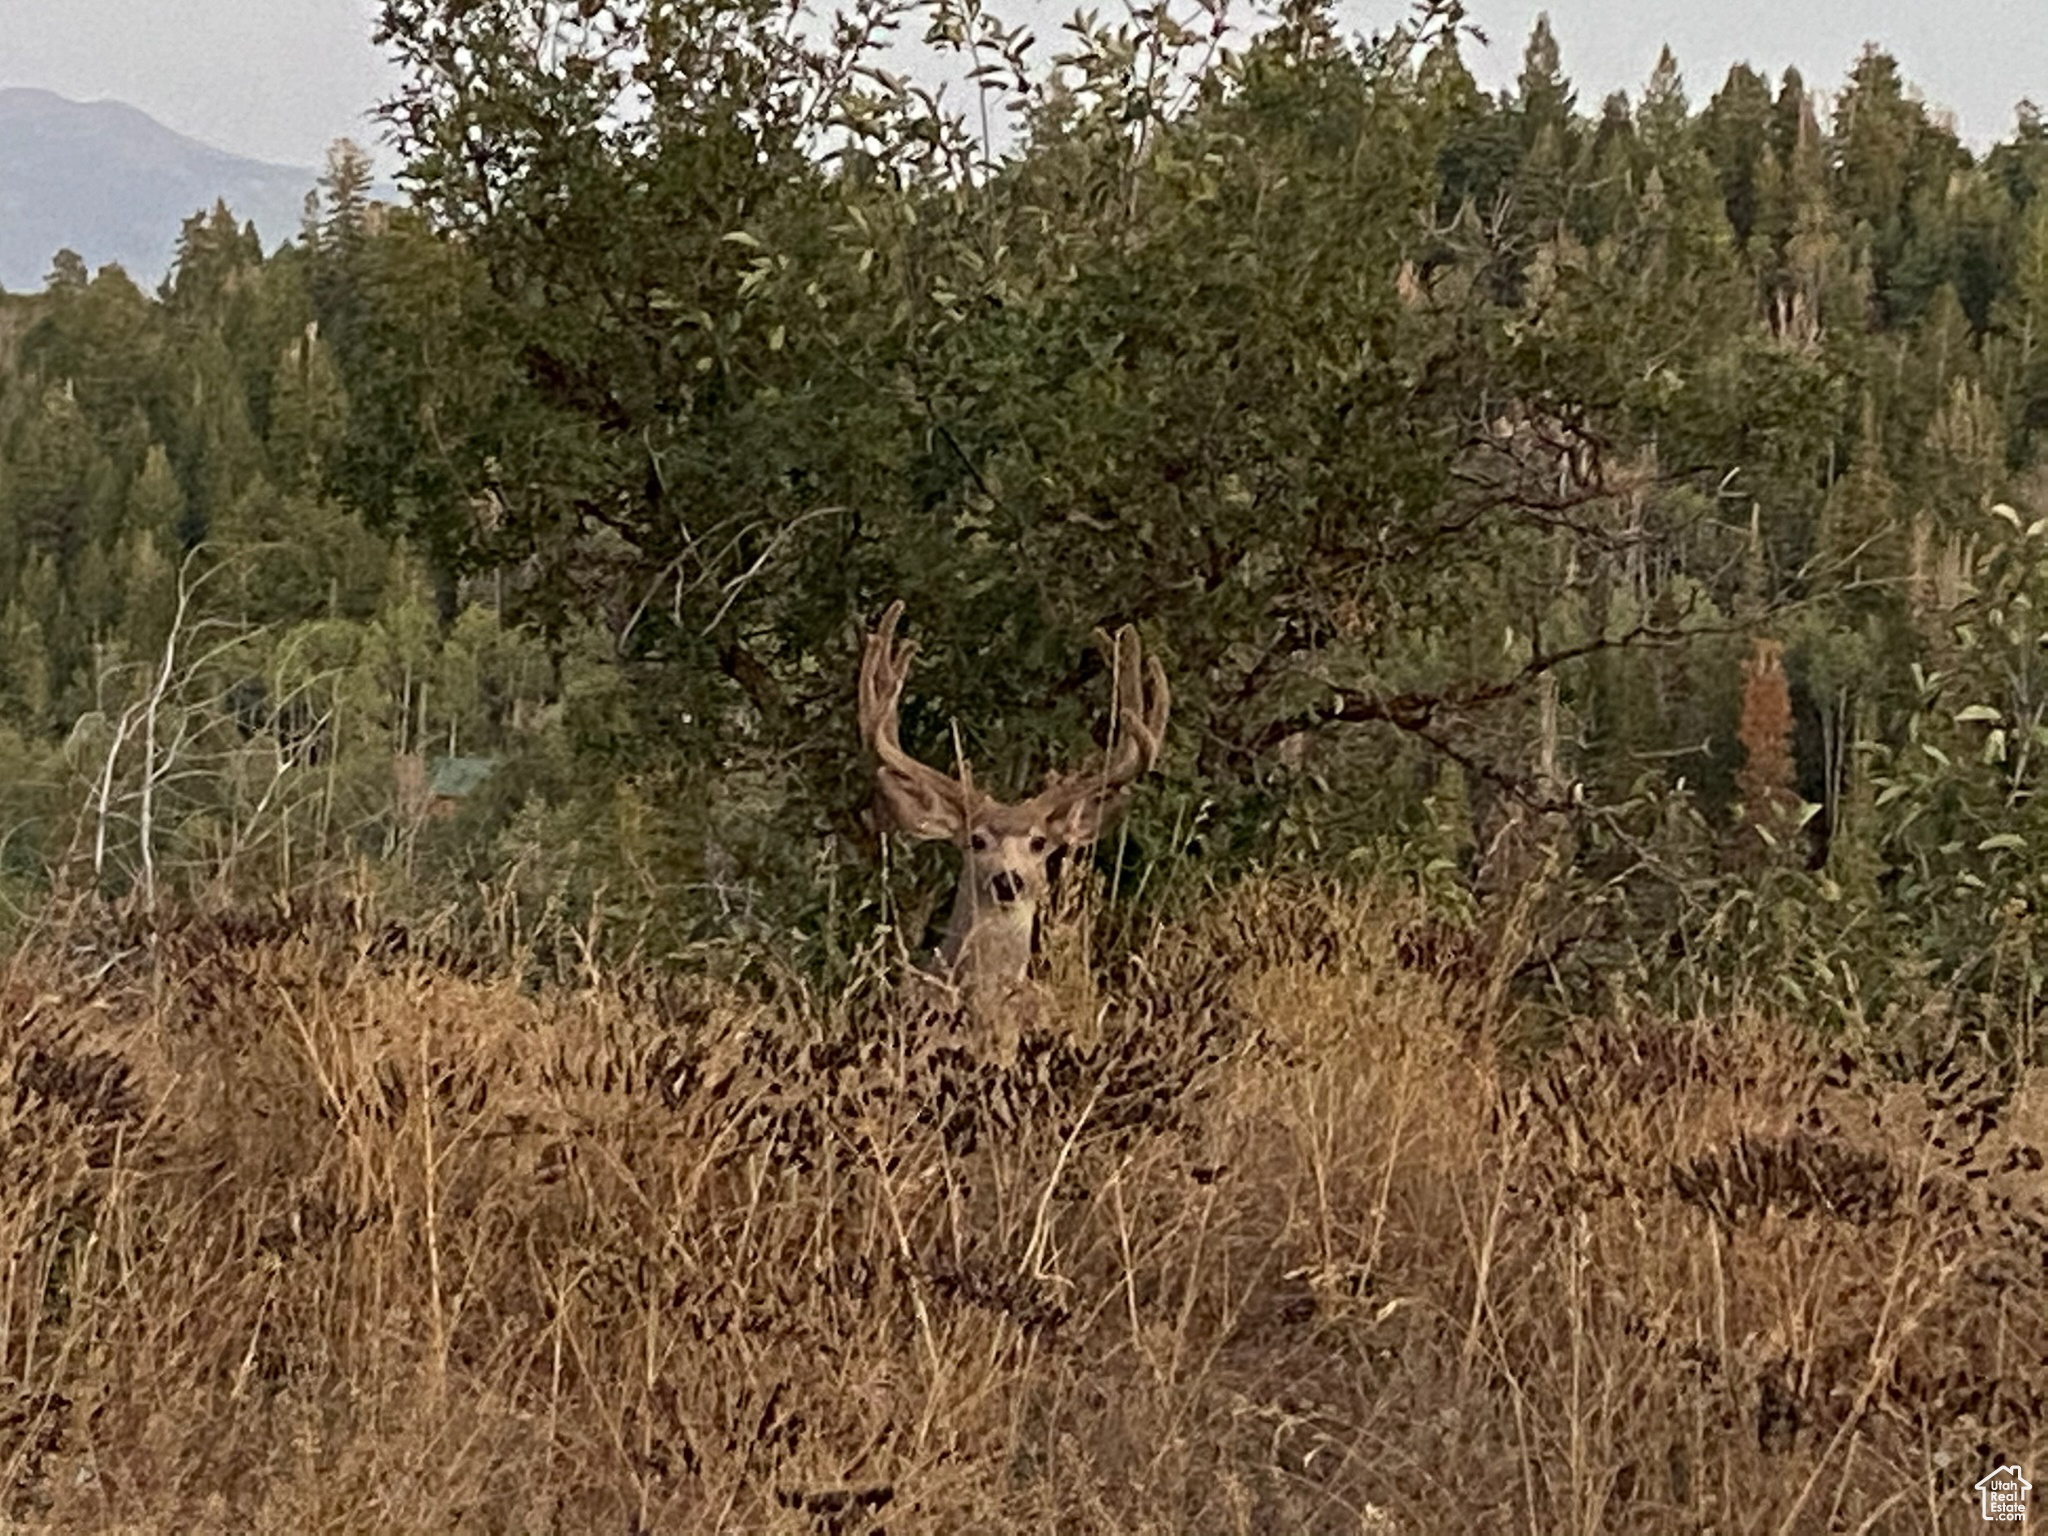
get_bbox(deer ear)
[875,766,965,842]
[1044,787,1127,849]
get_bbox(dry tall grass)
[3,883,2045,1532]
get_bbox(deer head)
[858,600,1170,985]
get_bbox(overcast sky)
[1454,0,2044,144]
[0,0,2039,170]
[0,0,394,168]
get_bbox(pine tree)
[1997,198,2048,449]
[1834,50,1916,222]
[1826,696,1883,903]
[310,141,379,364]
[1820,396,1903,588]
[45,250,88,292]
[165,203,263,322]
[114,528,177,660]
[0,603,51,728]
[127,443,186,545]
[6,387,114,573]
[72,539,116,637]
[1923,373,2003,531]
[1515,15,1577,152]
[1700,63,1773,243]
[1831,46,1968,324]
[266,325,349,493]
[9,553,76,716]
[174,334,267,541]
[1420,38,1518,219]
[1578,93,1639,239]
[1505,17,1579,241]
[1628,48,1737,269]
[1768,68,1811,169]
[1637,47,1690,158]
[316,141,375,256]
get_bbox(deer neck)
[938,883,1038,984]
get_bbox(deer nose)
[990,871,1024,904]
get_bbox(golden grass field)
[3,883,2046,1532]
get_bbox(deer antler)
[1028,622,1171,841]
[859,600,973,840]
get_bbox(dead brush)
[5,887,2048,1531]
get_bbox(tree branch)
[1238,614,1743,773]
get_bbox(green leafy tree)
[1863,504,2048,1050]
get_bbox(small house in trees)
[394,752,498,821]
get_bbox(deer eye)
[1029,833,1048,854]
[969,832,989,852]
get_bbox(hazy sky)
[0,0,394,168]
[0,0,2039,170]
[1454,0,2045,145]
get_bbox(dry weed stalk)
[1,886,2045,1530]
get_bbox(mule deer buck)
[858,601,1169,992]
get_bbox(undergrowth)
[2,883,2044,1532]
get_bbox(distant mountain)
[0,88,324,293]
